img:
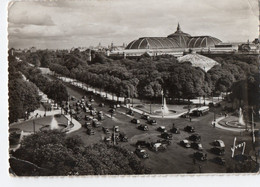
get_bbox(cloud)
[8,0,259,49]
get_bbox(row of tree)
[9,52,69,122]
[8,55,41,123]
[15,49,259,109]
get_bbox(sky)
[8,0,259,49]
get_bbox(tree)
[11,131,149,176]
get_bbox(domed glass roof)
[125,23,222,50]
[125,37,181,49]
[187,36,221,48]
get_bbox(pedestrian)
[190,117,192,122]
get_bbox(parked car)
[102,127,110,134]
[171,127,180,134]
[114,126,119,133]
[157,139,171,145]
[157,126,167,132]
[98,115,105,121]
[92,119,101,128]
[180,140,191,148]
[119,133,128,142]
[85,115,92,121]
[135,148,149,159]
[191,142,203,150]
[161,132,173,140]
[141,114,150,120]
[74,115,81,121]
[184,125,195,133]
[189,134,201,141]
[99,103,105,107]
[85,122,91,128]
[213,140,225,148]
[90,98,95,102]
[213,157,226,165]
[83,107,90,113]
[150,142,167,152]
[210,147,225,155]
[131,118,140,124]
[138,124,149,131]
[193,152,207,161]
[87,128,95,135]
[147,119,157,125]
[90,110,97,116]
[136,140,150,148]
[127,110,134,116]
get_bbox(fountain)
[50,116,59,130]
[162,97,169,114]
[40,116,73,132]
[153,95,177,116]
[238,107,245,126]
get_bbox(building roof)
[177,53,219,72]
[125,23,222,50]
[125,37,181,49]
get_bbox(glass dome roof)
[125,23,222,50]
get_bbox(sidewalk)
[63,114,82,134]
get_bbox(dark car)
[136,140,150,148]
[147,119,157,125]
[138,124,149,131]
[74,115,81,121]
[110,105,117,109]
[127,110,134,116]
[92,119,101,128]
[135,148,149,159]
[157,126,167,132]
[141,114,150,120]
[171,127,180,134]
[193,152,207,161]
[131,118,140,124]
[98,115,105,121]
[99,103,105,107]
[87,128,95,135]
[85,121,91,128]
[113,126,119,133]
[191,142,203,150]
[189,134,201,141]
[214,157,226,165]
[157,139,171,145]
[210,147,225,155]
[102,127,110,134]
[119,133,128,142]
[85,115,92,121]
[161,132,173,140]
[180,140,191,148]
[109,109,116,114]
[184,125,195,133]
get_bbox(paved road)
[50,75,259,174]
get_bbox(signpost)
[231,137,246,158]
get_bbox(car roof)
[183,140,189,143]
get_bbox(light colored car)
[213,140,225,148]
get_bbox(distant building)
[30,47,37,53]
[109,23,259,58]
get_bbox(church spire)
[177,22,181,31]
